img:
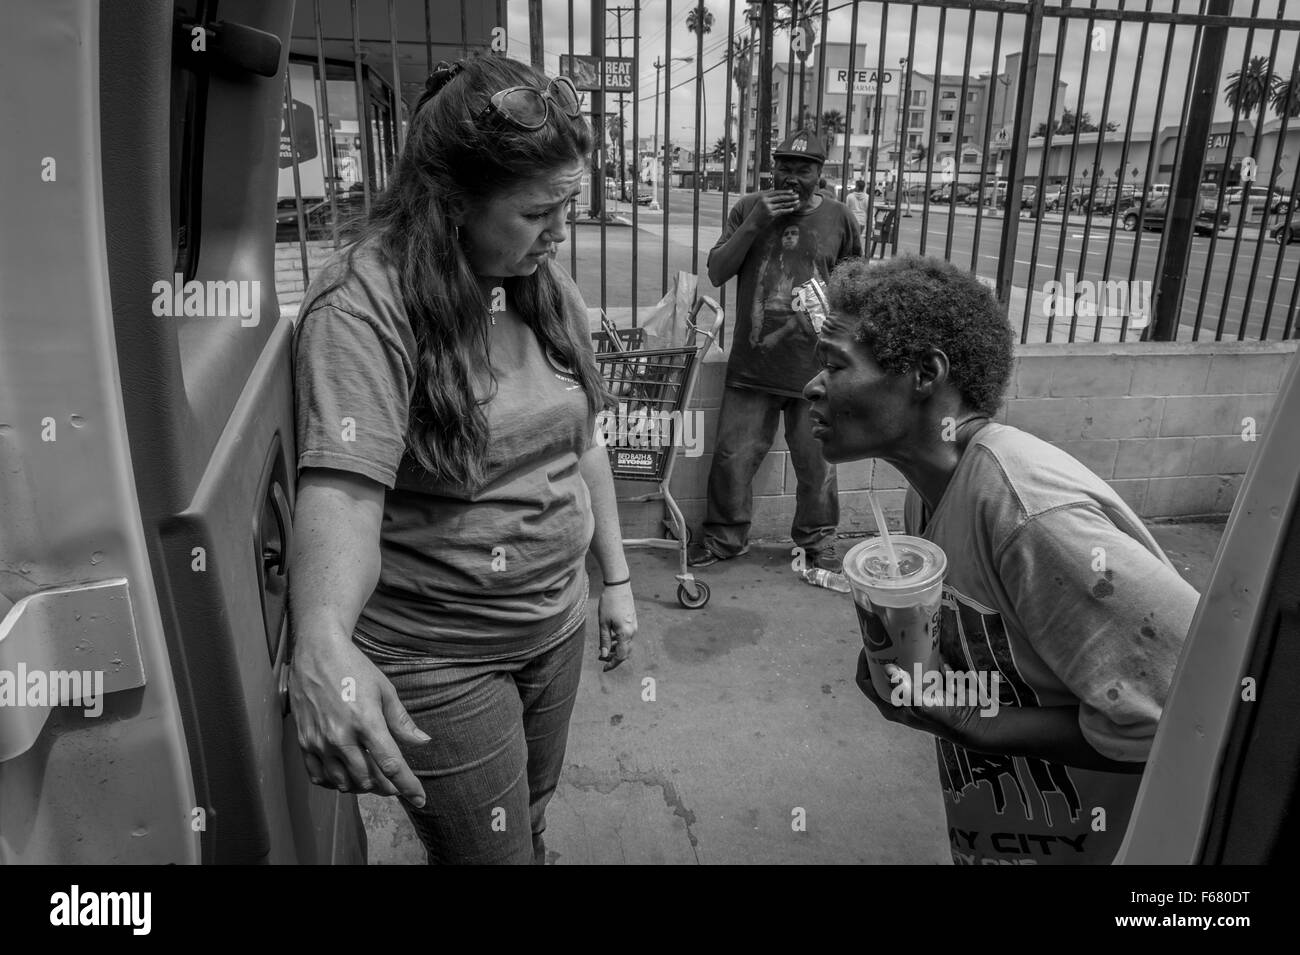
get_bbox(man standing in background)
[689,131,861,571]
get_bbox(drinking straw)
[867,489,900,577]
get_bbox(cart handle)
[685,296,724,356]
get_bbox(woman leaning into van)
[287,56,637,865]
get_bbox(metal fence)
[278,0,1300,343]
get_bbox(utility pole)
[610,6,633,203]
[527,0,544,70]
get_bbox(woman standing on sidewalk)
[286,56,637,865]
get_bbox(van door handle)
[262,481,292,577]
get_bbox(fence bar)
[892,4,919,254]
[970,9,1004,278]
[388,0,404,152]
[719,0,735,336]
[945,8,977,262]
[785,12,795,133]
[1221,0,1286,339]
[631,0,640,328]
[1151,0,1229,341]
[314,0,340,249]
[1046,5,1300,29]
[758,0,775,189]
[918,6,947,256]
[863,2,884,249]
[597,0,607,315]
[1101,0,1152,342]
[424,0,433,74]
[1082,0,1125,343]
[350,0,372,215]
[996,0,1040,315]
[1022,5,1070,342]
[663,0,673,295]
[691,1,704,274]
[1260,20,1300,337]
[1058,1,1097,343]
[1192,0,1259,339]
[1244,0,1297,338]
[1282,155,1300,336]
[814,0,829,137]
[841,1,861,206]
[569,0,577,278]
[284,75,312,291]
[1128,0,1198,340]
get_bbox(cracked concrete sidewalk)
[359,520,1225,865]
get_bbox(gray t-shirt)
[902,423,1198,865]
[293,239,596,655]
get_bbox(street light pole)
[651,55,693,211]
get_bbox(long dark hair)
[304,55,605,487]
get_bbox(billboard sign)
[560,55,635,92]
[826,67,899,96]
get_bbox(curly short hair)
[827,254,1015,416]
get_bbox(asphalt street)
[567,189,1298,342]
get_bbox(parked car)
[929,182,976,203]
[1226,187,1292,216]
[1272,210,1297,245]
[1002,184,1038,212]
[636,187,654,205]
[1041,184,1068,210]
[1122,195,1231,235]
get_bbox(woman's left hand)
[598,583,638,671]
[854,650,982,747]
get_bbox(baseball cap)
[773,130,827,163]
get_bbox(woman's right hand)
[288,632,431,805]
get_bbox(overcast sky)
[503,0,1299,148]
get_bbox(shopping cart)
[593,296,724,609]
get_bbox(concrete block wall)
[614,339,1297,542]
[275,240,344,317]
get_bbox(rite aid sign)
[826,67,900,95]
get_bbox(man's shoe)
[806,548,842,574]
[687,544,721,568]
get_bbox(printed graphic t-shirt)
[902,423,1199,865]
[293,239,596,655]
[712,193,861,397]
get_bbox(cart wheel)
[677,580,711,609]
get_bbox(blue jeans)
[702,385,839,557]
[353,613,586,865]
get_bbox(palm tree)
[1224,55,1277,118]
[820,109,844,151]
[731,31,755,190]
[1271,67,1300,118]
[1224,55,1278,221]
[685,3,714,37]
[711,137,736,164]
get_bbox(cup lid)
[844,536,947,593]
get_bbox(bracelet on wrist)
[603,575,632,587]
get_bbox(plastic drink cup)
[843,536,947,701]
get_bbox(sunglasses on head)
[475,76,583,130]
